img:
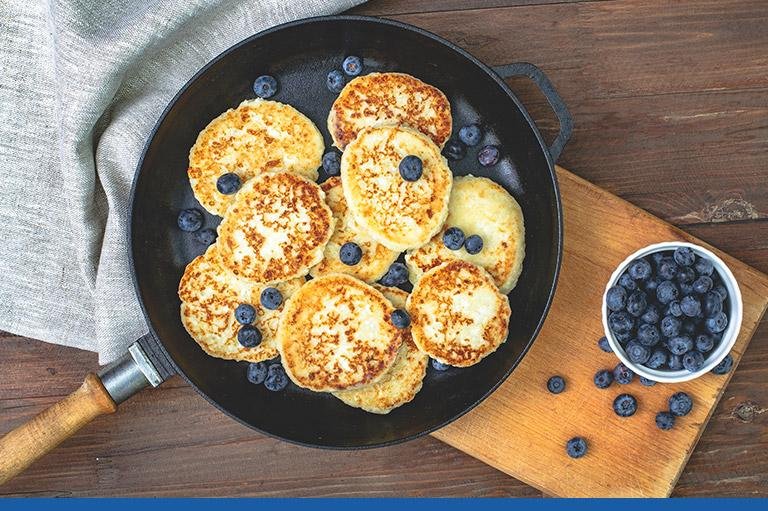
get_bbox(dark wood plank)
[351,0,594,16]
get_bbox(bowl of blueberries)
[602,242,742,383]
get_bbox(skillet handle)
[492,62,573,162]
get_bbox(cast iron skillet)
[130,15,570,448]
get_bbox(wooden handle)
[0,373,116,484]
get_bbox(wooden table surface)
[2,0,766,497]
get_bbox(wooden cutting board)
[432,166,768,497]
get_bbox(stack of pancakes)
[178,72,525,414]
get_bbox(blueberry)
[692,276,713,294]
[379,262,409,287]
[679,281,694,295]
[246,362,268,385]
[703,292,723,317]
[339,242,363,265]
[658,258,679,280]
[606,286,627,312]
[618,273,638,291]
[640,377,657,387]
[458,123,483,146]
[477,145,500,166]
[666,335,693,356]
[637,323,660,346]
[237,325,262,348]
[598,336,613,353]
[705,312,728,334]
[646,349,668,369]
[327,69,345,93]
[676,266,696,284]
[613,363,634,385]
[660,315,682,338]
[626,341,650,364]
[682,320,697,336]
[613,394,638,417]
[546,375,565,394]
[391,309,411,329]
[443,227,465,250]
[235,303,256,325]
[674,247,696,267]
[399,155,423,181]
[342,56,363,76]
[431,359,451,371]
[216,173,242,195]
[566,437,588,459]
[641,305,661,325]
[194,227,217,245]
[682,350,705,372]
[667,354,683,371]
[680,295,701,317]
[626,291,647,317]
[711,353,734,375]
[644,278,659,294]
[594,369,613,389]
[322,151,341,175]
[667,300,683,318]
[608,311,634,335]
[669,392,693,416]
[695,257,714,276]
[177,208,203,232]
[260,287,283,310]
[464,235,484,255]
[651,252,665,267]
[253,75,278,98]
[695,334,715,353]
[264,363,289,391]
[614,330,632,343]
[656,411,675,430]
[443,139,466,160]
[656,280,679,304]
[712,284,728,302]
[628,259,652,281]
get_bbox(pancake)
[277,274,404,392]
[341,125,453,252]
[407,260,511,367]
[178,245,303,363]
[309,177,400,283]
[328,72,452,150]
[333,286,428,414]
[188,99,324,216]
[405,175,525,294]
[215,171,334,283]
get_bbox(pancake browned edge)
[310,177,399,283]
[408,260,511,367]
[277,274,404,392]
[328,72,452,150]
[178,245,303,363]
[188,99,324,216]
[215,171,334,284]
[406,175,526,294]
[333,286,429,414]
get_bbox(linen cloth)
[0,0,364,363]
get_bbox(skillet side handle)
[493,62,573,162]
[0,373,116,485]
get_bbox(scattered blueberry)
[695,334,715,353]
[655,411,675,430]
[669,392,693,417]
[705,312,728,334]
[703,292,723,316]
[216,172,242,195]
[674,247,696,267]
[676,266,696,284]
[680,295,701,317]
[711,353,734,375]
[628,259,652,281]
[322,151,341,175]
[464,235,484,255]
[682,350,705,372]
[613,363,634,385]
[194,228,217,246]
[327,69,345,93]
[443,227,465,250]
[478,145,500,166]
[379,262,409,287]
[260,287,283,310]
[658,258,679,280]
[443,139,466,160]
[626,341,651,364]
[594,369,613,389]
[608,311,634,335]
[646,349,668,369]
[246,362,268,385]
[177,208,203,232]
[618,273,638,291]
[667,354,683,371]
[547,375,566,394]
[637,323,661,346]
[431,359,451,371]
[391,309,411,329]
[237,325,262,348]
[666,335,693,356]
[626,291,648,317]
[712,284,728,302]
[606,286,627,312]
[692,276,713,294]
[342,56,363,76]
[399,155,423,181]
[667,300,683,318]
[613,394,638,417]
[339,242,363,265]
[598,336,613,353]
[566,437,588,459]
[641,305,661,325]
[253,75,278,98]
[640,376,657,387]
[660,315,682,338]
[235,304,256,325]
[264,363,289,391]
[695,257,714,276]
[656,280,679,304]
[458,123,483,146]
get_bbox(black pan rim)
[127,14,564,450]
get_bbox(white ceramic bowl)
[602,241,742,383]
